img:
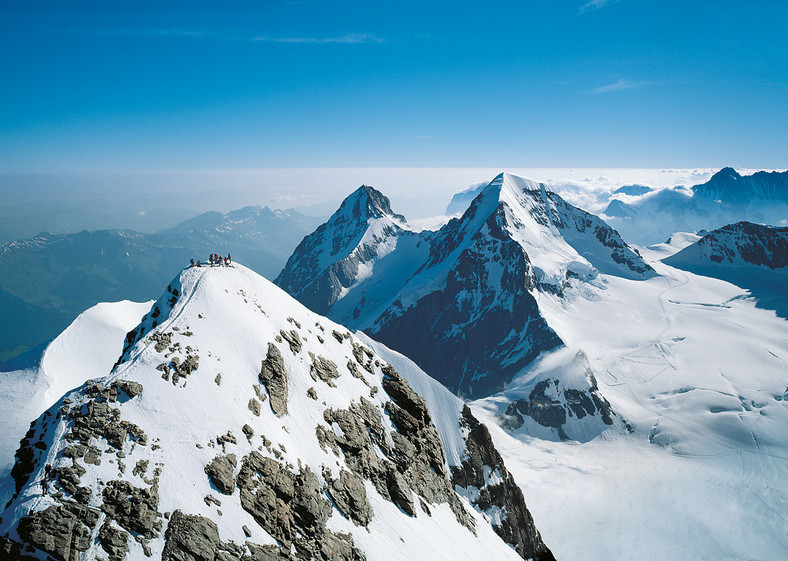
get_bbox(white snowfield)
[472,238,788,561]
[1,265,525,561]
[0,300,152,506]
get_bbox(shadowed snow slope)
[278,172,653,399]
[664,221,788,318]
[1,264,553,561]
[0,300,151,506]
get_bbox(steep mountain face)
[0,208,324,362]
[603,167,788,244]
[0,265,553,561]
[278,172,654,399]
[445,182,486,215]
[274,186,410,316]
[666,221,788,269]
[0,300,150,507]
[664,221,788,318]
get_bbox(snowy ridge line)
[1,264,554,561]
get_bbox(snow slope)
[0,300,151,506]
[472,244,788,561]
[664,222,788,319]
[1,264,552,561]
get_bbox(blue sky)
[1,0,787,171]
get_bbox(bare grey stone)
[309,353,341,387]
[101,480,161,538]
[162,510,220,561]
[452,405,555,561]
[205,455,236,495]
[259,343,288,416]
[98,520,129,561]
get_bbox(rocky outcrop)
[16,503,100,561]
[98,520,130,561]
[101,480,162,538]
[325,470,372,527]
[236,452,364,561]
[162,510,222,561]
[259,343,288,416]
[309,353,341,387]
[453,406,555,561]
[502,375,615,441]
[318,367,475,531]
[205,454,236,495]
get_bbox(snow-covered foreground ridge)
[1,264,553,561]
[0,300,152,505]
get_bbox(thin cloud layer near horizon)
[1,0,787,172]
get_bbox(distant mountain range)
[0,207,324,361]
[277,173,653,399]
[602,167,788,244]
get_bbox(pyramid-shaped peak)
[707,167,741,182]
[338,184,406,223]
[479,172,550,203]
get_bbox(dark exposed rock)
[10,425,39,499]
[452,406,555,561]
[236,451,344,557]
[206,454,236,495]
[506,375,615,439]
[150,331,172,353]
[116,380,143,400]
[101,480,161,538]
[248,398,261,417]
[245,542,290,561]
[242,424,254,441]
[326,470,372,526]
[0,536,37,561]
[162,510,221,561]
[309,353,341,387]
[279,329,302,354]
[307,387,318,400]
[17,504,100,561]
[320,372,474,531]
[259,343,288,416]
[98,520,129,561]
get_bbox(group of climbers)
[189,253,232,268]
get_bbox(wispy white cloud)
[253,33,384,44]
[578,0,621,15]
[71,28,384,45]
[591,78,639,94]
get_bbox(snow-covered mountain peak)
[339,185,406,224]
[274,186,411,315]
[2,264,553,561]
